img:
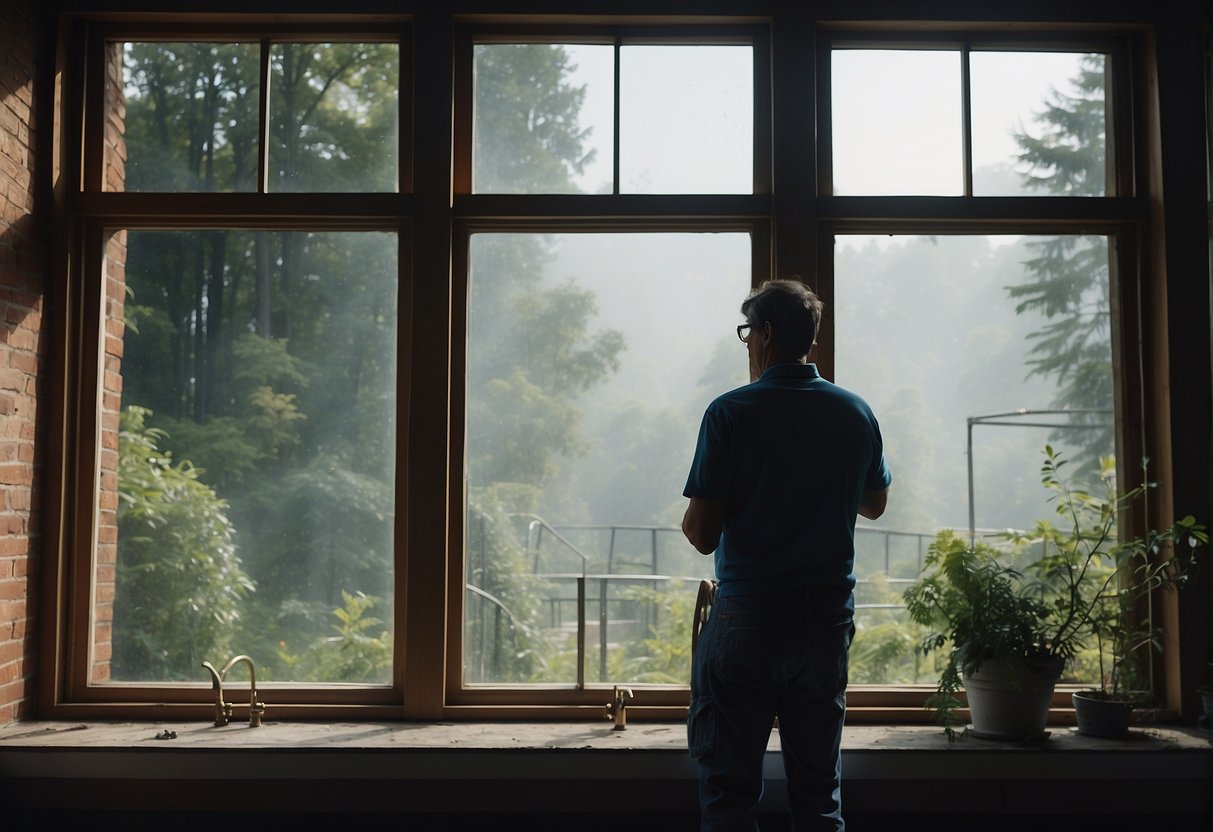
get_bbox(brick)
[0,662,19,686]
[0,578,27,600]
[0,537,29,557]
[7,350,37,375]
[0,640,22,664]
[0,367,24,390]
[0,463,31,485]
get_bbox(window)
[821,35,1130,698]
[450,25,767,707]
[828,45,1110,196]
[42,9,1201,722]
[59,23,410,706]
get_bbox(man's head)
[740,279,823,369]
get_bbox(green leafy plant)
[1008,446,1206,700]
[903,530,1057,737]
[906,445,1207,737]
[114,406,255,680]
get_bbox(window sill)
[1,720,1209,820]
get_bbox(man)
[682,279,892,831]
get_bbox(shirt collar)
[759,362,821,381]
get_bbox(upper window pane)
[831,49,963,195]
[473,44,614,194]
[619,45,753,194]
[269,43,399,193]
[111,43,261,192]
[970,51,1108,196]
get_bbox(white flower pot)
[962,657,1063,740]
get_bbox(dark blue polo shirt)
[683,362,892,609]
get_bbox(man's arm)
[858,487,889,521]
[682,496,726,555]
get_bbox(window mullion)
[961,41,973,198]
[257,37,271,194]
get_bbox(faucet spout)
[220,654,265,727]
[201,661,231,726]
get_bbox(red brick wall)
[92,43,128,685]
[0,0,42,726]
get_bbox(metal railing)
[466,515,1031,687]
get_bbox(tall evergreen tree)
[1007,55,1113,472]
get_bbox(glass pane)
[971,52,1107,196]
[831,49,963,195]
[269,43,399,192]
[96,230,398,684]
[111,43,260,192]
[620,45,753,194]
[473,44,614,194]
[834,234,1113,686]
[464,232,750,686]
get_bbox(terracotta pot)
[1072,691,1135,738]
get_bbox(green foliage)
[849,571,929,685]
[465,486,557,684]
[113,406,254,680]
[610,582,697,684]
[907,445,1208,734]
[278,591,392,684]
[1007,446,1207,699]
[904,529,1056,738]
[473,44,596,193]
[116,41,625,687]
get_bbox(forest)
[108,42,1112,689]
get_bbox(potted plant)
[905,445,1206,741]
[904,529,1065,740]
[1010,447,1206,738]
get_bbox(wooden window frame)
[41,16,420,720]
[36,6,1200,724]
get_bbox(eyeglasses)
[736,323,751,344]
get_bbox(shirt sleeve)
[683,402,731,500]
[865,412,894,492]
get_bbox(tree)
[116,41,623,685]
[1007,55,1113,473]
[112,406,254,681]
[118,44,401,681]
[462,46,626,683]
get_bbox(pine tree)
[1007,55,1113,472]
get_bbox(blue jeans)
[688,589,854,831]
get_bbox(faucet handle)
[249,700,266,728]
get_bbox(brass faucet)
[201,660,232,726]
[201,654,265,727]
[604,686,634,730]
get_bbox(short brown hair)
[740,279,823,357]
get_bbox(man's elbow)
[858,488,889,521]
[681,519,717,555]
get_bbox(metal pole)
[599,578,609,683]
[967,417,976,548]
[576,576,585,690]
